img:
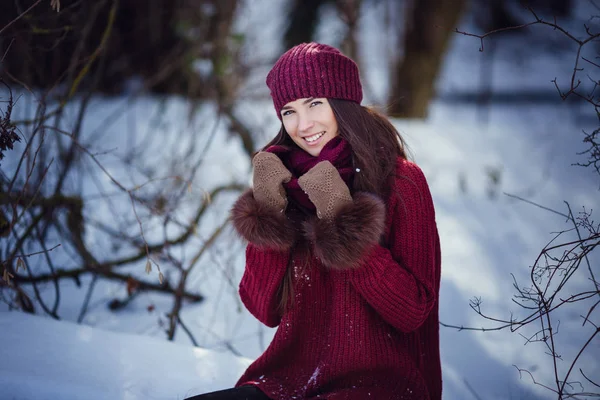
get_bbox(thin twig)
[504,192,569,219]
[0,0,43,37]
[581,368,600,389]
[177,315,198,346]
[559,327,600,396]
[77,274,98,323]
[463,379,484,400]
[1,38,15,63]
[1,243,61,263]
[566,202,600,298]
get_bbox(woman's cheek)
[283,119,297,137]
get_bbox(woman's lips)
[303,131,325,146]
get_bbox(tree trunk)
[284,0,333,50]
[335,0,362,62]
[209,0,240,108]
[388,0,466,118]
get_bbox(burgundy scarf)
[266,137,354,212]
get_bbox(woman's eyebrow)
[281,98,315,111]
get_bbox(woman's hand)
[298,160,352,220]
[252,152,292,212]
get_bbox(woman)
[188,42,442,400]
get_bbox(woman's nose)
[298,112,315,132]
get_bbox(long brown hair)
[261,99,409,312]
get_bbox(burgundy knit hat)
[266,42,363,118]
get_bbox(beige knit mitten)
[252,152,292,212]
[298,161,353,220]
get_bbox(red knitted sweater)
[231,158,441,400]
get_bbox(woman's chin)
[302,137,333,157]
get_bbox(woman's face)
[280,97,339,157]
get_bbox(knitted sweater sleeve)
[238,244,289,328]
[348,160,440,333]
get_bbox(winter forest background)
[1,0,599,399]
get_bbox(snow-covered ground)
[0,311,250,400]
[1,1,599,399]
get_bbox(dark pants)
[184,385,271,400]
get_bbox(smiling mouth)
[304,132,325,143]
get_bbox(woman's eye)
[282,110,294,117]
[310,101,323,107]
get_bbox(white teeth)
[305,132,324,142]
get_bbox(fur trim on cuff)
[303,192,386,269]
[230,189,296,251]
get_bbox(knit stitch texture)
[266,42,363,116]
[234,158,442,400]
[252,152,292,212]
[298,160,353,220]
